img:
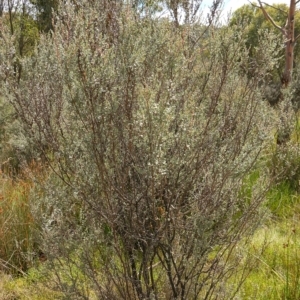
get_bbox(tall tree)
[1,0,39,82]
[255,0,300,86]
[30,0,59,32]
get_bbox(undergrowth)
[0,162,44,275]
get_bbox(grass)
[265,179,300,220]
[0,173,33,274]
[235,216,300,300]
[0,161,61,299]
[0,270,62,300]
[231,174,300,300]
[0,161,44,275]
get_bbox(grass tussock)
[0,162,45,275]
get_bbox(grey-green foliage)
[0,27,30,174]
[3,0,280,299]
[290,64,300,108]
[0,96,25,174]
[0,2,40,175]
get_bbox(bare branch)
[295,33,300,41]
[253,0,285,34]
[260,2,288,15]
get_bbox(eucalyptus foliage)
[1,0,280,299]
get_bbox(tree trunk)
[257,0,298,87]
[282,0,296,87]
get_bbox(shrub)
[2,1,280,299]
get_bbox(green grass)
[231,137,300,300]
[235,217,300,300]
[266,181,300,218]
[233,169,300,299]
[0,270,62,300]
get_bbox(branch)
[295,33,300,42]
[252,0,285,34]
[261,2,288,15]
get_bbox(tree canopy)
[29,0,59,32]
[230,3,300,84]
